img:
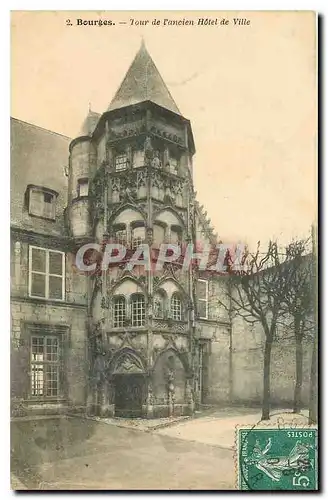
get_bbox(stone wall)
[11,238,89,415]
[231,314,313,406]
[11,300,88,413]
[197,275,314,408]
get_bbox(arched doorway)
[112,351,146,418]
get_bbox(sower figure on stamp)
[244,438,313,482]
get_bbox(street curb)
[144,416,192,432]
[71,414,192,433]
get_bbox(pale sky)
[11,11,317,249]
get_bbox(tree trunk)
[262,337,272,420]
[293,319,303,413]
[308,334,317,424]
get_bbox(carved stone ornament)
[151,152,161,169]
[144,136,154,159]
[113,352,145,375]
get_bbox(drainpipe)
[228,276,233,402]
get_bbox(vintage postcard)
[10,11,318,491]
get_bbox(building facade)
[11,42,312,418]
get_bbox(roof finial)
[140,36,146,50]
[88,101,92,113]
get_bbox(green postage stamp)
[238,428,318,491]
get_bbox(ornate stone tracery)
[83,46,201,419]
[112,351,145,375]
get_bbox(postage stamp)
[237,428,318,491]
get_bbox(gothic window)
[197,279,208,319]
[153,291,165,319]
[170,225,182,245]
[112,189,120,203]
[131,294,145,327]
[151,151,162,169]
[133,149,144,168]
[174,182,183,207]
[31,335,61,397]
[136,171,147,198]
[171,293,182,321]
[78,178,89,197]
[175,194,183,207]
[132,225,145,250]
[29,246,65,301]
[113,296,126,327]
[115,153,128,171]
[168,155,179,175]
[113,225,127,246]
[153,223,166,247]
[26,185,58,220]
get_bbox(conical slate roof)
[108,41,181,115]
[79,109,101,136]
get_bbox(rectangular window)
[114,297,126,327]
[78,179,89,197]
[44,192,53,204]
[169,157,178,175]
[170,227,182,245]
[131,296,145,327]
[132,226,145,250]
[197,279,208,319]
[171,295,182,321]
[29,246,65,301]
[114,229,127,246]
[28,187,56,220]
[115,153,128,171]
[31,335,61,398]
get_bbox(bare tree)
[225,241,286,420]
[308,225,318,424]
[279,238,314,414]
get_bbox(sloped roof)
[11,117,70,236]
[79,109,101,136]
[108,41,181,115]
[194,197,219,247]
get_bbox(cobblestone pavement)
[155,408,310,449]
[12,415,234,490]
[11,408,311,490]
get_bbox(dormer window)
[78,178,89,197]
[26,185,58,221]
[115,153,128,172]
[44,192,53,204]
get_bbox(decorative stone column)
[146,227,153,246]
[99,382,111,417]
[167,368,175,417]
[86,386,94,416]
[146,378,154,419]
[106,381,115,418]
[186,378,195,416]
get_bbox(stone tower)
[68,41,198,418]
